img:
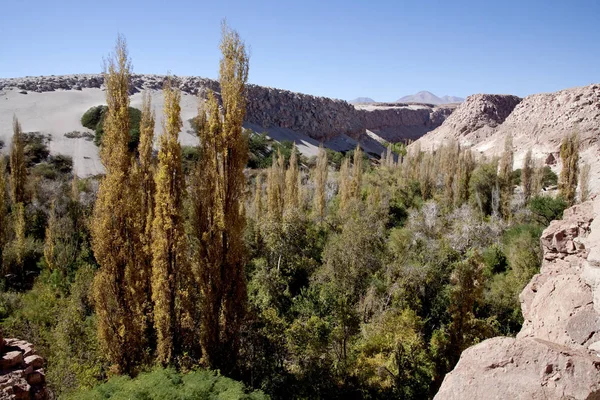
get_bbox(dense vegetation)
[0,28,587,399]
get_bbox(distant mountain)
[350,97,376,103]
[397,91,464,105]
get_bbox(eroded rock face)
[417,94,522,148]
[0,74,453,142]
[435,196,600,400]
[0,336,48,400]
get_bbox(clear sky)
[1,0,599,101]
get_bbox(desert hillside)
[0,75,454,175]
[416,84,600,193]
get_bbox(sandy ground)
[0,87,386,176]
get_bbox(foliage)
[528,195,567,226]
[64,368,269,400]
[81,105,142,151]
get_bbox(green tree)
[522,149,534,202]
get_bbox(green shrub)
[181,146,201,174]
[528,195,567,226]
[81,105,141,151]
[22,132,51,166]
[541,166,558,188]
[64,368,269,400]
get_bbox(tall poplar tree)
[191,23,249,373]
[351,145,363,199]
[284,144,299,212]
[559,133,579,205]
[151,80,188,365]
[498,135,514,219]
[9,116,26,205]
[522,149,534,202]
[90,35,145,373]
[313,145,328,221]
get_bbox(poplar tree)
[151,80,188,365]
[192,23,249,373]
[313,145,328,221]
[9,116,26,205]
[90,35,144,373]
[498,135,514,219]
[338,157,351,212]
[134,91,156,341]
[14,202,26,277]
[351,145,363,199]
[454,149,475,207]
[284,144,299,212]
[559,133,579,205]
[266,151,285,221]
[522,149,534,202]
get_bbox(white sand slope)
[0,87,387,176]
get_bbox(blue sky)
[1,0,598,101]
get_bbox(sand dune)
[0,87,387,176]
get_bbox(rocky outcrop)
[0,74,453,142]
[417,94,522,148]
[415,84,600,194]
[0,333,48,400]
[435,196,600,400]
[355,103,456,142]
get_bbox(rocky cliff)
[0,74,453,143]
[0,331,48,400]
[435,196,600,399]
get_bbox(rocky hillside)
[0,74,453,142]
[416,84,600,193]
[435,195,600,399]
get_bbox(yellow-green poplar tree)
[338,157,351,212]
[351,145,363,199]
[90,35,145,373]
[9,116,26,205]
[266,150,284,222]
[559,133,579,205]
[134,91,156,341]
[14,202,26,276]
[522,149,534,202]
[192,23,249,373]
[151,80,188,365]
[284,144,299,212]
[498,135,514,219]
[313,145,328,221]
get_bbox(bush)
[64,368,269,400]
[528,195,567,226]
[22,132,51,166]
[541,166,558,188]
[81,105,141,151]
[181,146,201,174]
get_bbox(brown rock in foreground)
[435,196,600,399]
[0,337,48,400]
